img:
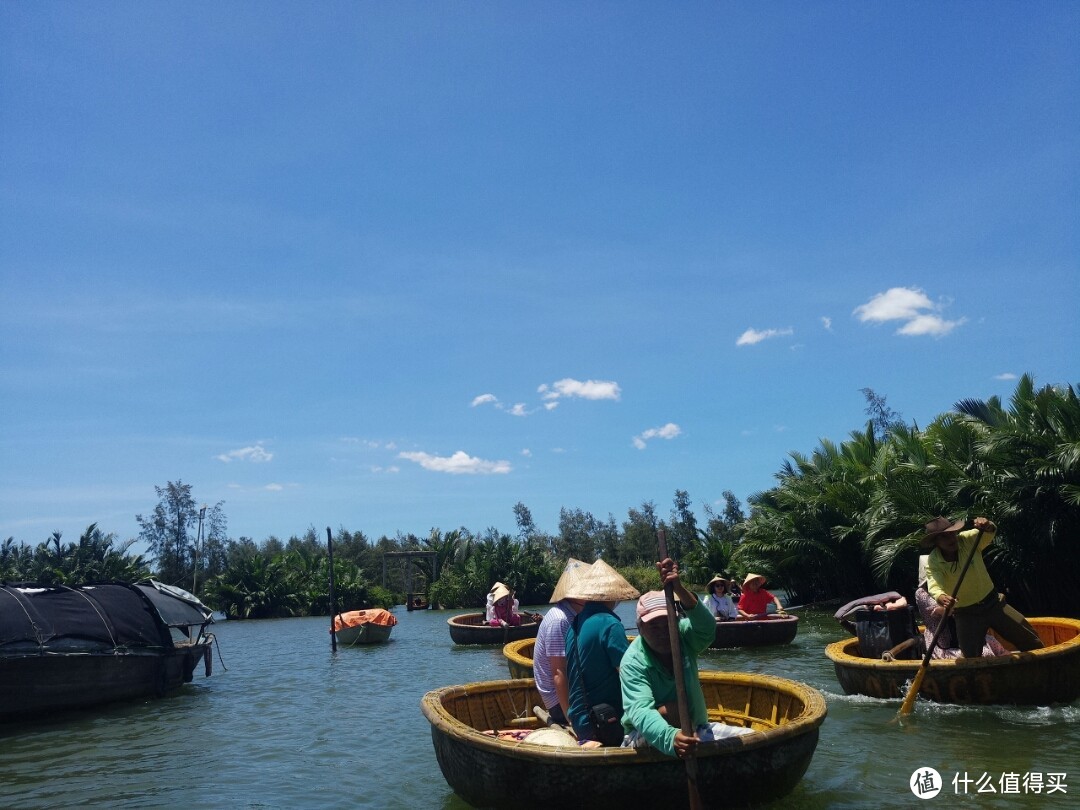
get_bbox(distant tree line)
[5,376,1077,618]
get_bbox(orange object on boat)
[333,609,398,631]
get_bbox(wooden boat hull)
[421,673,827,809]
[825,617,1080,705]
[448,612,539,645]
[1,643,210,721]
[336,623,394,645]
[1,580,215,722]
[711,615,799,649]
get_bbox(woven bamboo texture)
[420,673,826,808]
[826,616,1080,705]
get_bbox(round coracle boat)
[447,612,540,645]
[503,636,536,679]
[825,617,1080,705]
[710,614,799,649]
[421,673,827,809]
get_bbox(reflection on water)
[1,605,1076,809]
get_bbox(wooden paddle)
[657,530,704,810]
[897,528,983,717]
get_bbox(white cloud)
[398,450,512,475]
[538,378,621,402]
[370,465,400,474]
[736,327,793,346]
[521,448,532,457]
[853,287,935,323]
[471,393,499,407]
[508,403,530,417]
[897,313,966,337]
[821,316,833,331]
[264,483,283,491]
[994,373,1018,381]
[853,286,965,338]
[544,401,559,411]
[215,444,273,463]
[632,422,682,450]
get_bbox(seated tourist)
[563,560,640,745]
[486,582,522,627]
[737,573,785,619]
[534,559,592,725]
[703,575,739,621]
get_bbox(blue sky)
[2,3,1077,555]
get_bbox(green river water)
[1,604,1075,809]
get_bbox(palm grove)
[3,376,1077,619]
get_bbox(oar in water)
[657,530,704,810]
[897,528,983,718]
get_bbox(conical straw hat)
[549,558,593,603]
[563,559,640,602]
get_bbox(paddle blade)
[898,667,927,716]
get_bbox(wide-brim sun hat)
[549,558,593,603]
[563,559,640,602]
[742,573,767,589]
[491,583,512,602]
[706,574,729,594]
[920,516,966,548]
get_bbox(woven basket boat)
[421,673,827,809]
[710,614,799,648]
[825,616,1080,705]
[447,612,540,645]
[503,637,536,679]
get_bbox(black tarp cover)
[135,580,214,629]
[0,583,175,654]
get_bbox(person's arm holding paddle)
[658,558,701,758]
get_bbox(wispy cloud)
[736,327,793,347]
[398,450,511,475]
[538,378,621,403]
[853,287,965,337]
[471,392,533,416]
[821,316,833,332]
[215,443,273,463]
[994,372,1018,381]
[632,422,682,450]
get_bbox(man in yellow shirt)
[923,515,1042,658]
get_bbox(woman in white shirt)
[703,575,739,621]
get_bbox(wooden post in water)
[327,526,338,653]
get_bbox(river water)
[1,604,1076,809]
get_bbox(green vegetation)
[0,523,150,585]
[5,376,1077,618]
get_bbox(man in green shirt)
[923,515,1042,658]
[620,558,751,758]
